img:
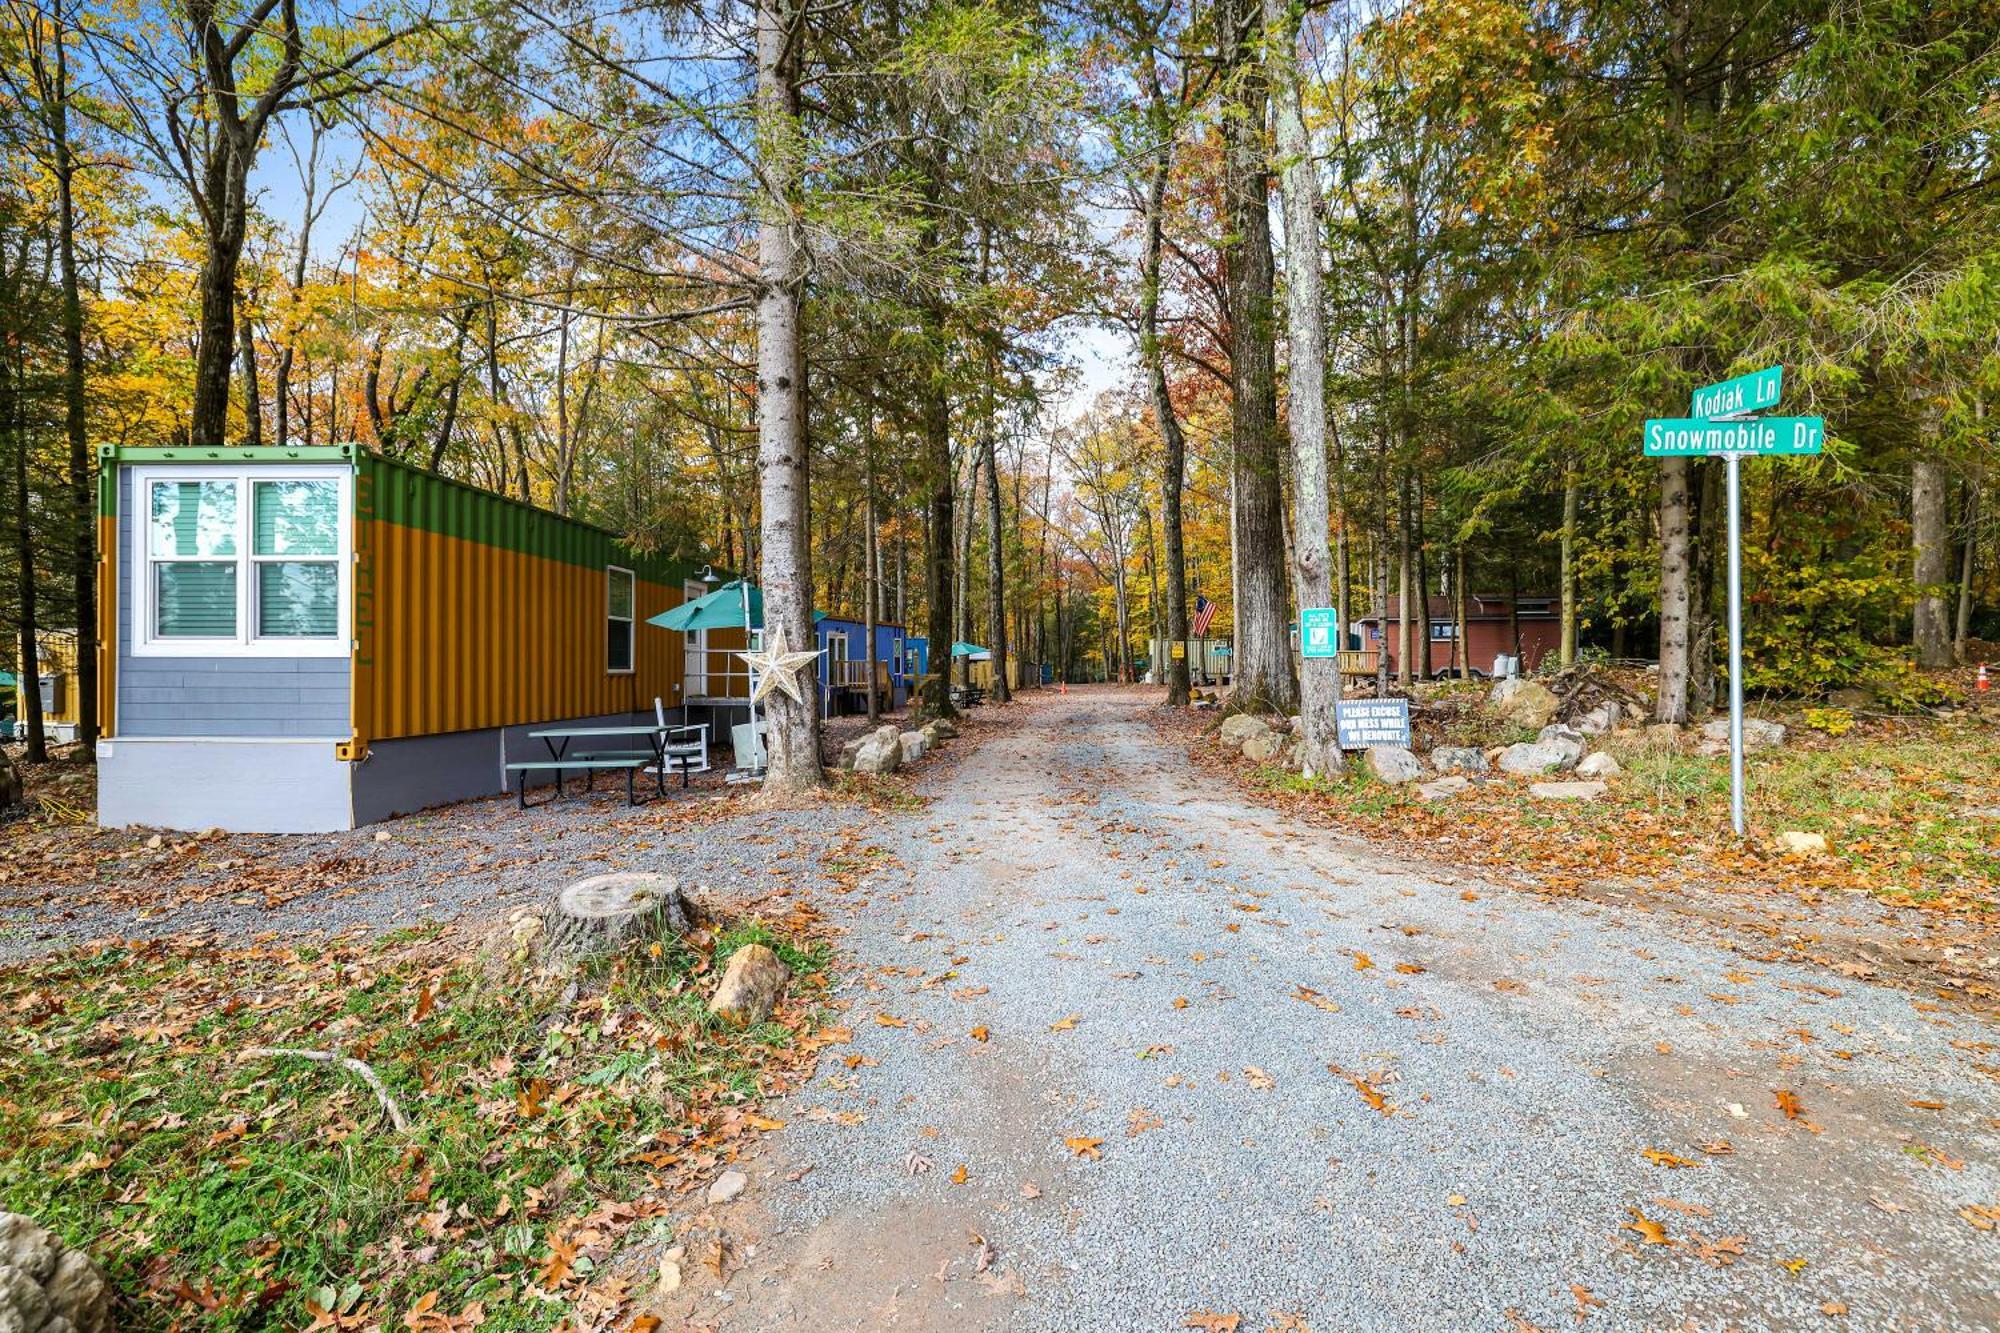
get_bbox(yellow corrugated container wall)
[351,454,702,750]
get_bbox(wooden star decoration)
[737,623,821,707]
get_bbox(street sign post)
[1300,607,1340,659]
[1690,365,1783,419]
[1643,416,1824,456]
[1650,366,1824,837]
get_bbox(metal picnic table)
[507,722,705,808]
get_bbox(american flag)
[1191,594,1218,639]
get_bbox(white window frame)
[1430,621,1457,640]
[130,464,352,659]
[606,565,636,675]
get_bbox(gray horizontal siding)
[117,468,353,738]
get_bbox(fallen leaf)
[1570,1283,1604,1321]
[1394,963,1426,975]
[1821,1301,1848,1316]
[1184,1314,1241,1333]
[1050,1014,1080,1032]
[875,1013,907,1028]
[1960,1203,1999,1231]
[1245,1067,1276,1091]
[1642,1148,1701,1169]
[1173,997,1190,1010]
[1065,1135,1104,1160]
[949,1164,968,1185]
[1622,1207,1670,1245]
[971,1026,990,1043]
[1352,952,1375,971]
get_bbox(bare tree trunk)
[1454,547,1469,678]
[1912,455,1953,668]
[1560,456,1578,666]
[1137,46,1190,707]
[1218,0,1295,714]
[34,14,96,751]
[238,299,262,447]
[10,353,46,762]
[1655,456,1693,721]
[1267,0,1340,773]
[983,405,1010,702]
[1397,473,1413,687]
[751,0,822,793]
[1955,481,1977,662]
[921,377,956,719]
[863,412,879,722]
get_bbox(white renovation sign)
[1336,699,1411,750]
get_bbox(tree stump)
[0,1211,114,1333]
[0,749,22,811]
[542,873,690,962]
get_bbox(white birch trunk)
[1265,0,1341,776]
[753,0,823,793]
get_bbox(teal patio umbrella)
[949,641,987,658]
[648,580,762,633]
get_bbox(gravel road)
[682,688,1999,1331]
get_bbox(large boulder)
[1242,730,1290,764]
[1417,775,1470,802]
[1366,746,1423,785]
[920,718,957,744]
[1575,751,1623,779]
[899,731,929,765]
[1219,713,1272,746]
[1488,678,1559,730]
[708,944,791,1026]
[1776,830,1829,855]
[1530,780,1607,801]
[1534,725,1589,767]
[1430,746,1490,775]
[1497,740,1579,776]
[1699,718,1787,754]
[852,725,903,775]
[0,1212,114,1333]
[1574,702,1623,735]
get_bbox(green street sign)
[1691,365,1783,420]
[1300,607,1340,658]
[1644,416,1824,457]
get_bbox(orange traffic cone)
[1979,663,1991,692]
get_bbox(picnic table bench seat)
[504,756,650,808]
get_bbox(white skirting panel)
[96,736,353,833]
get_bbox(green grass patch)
[0,919,832,1329]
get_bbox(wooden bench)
[503,757,649,808]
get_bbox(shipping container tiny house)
[95,445,701,832]
[815,617,914,714]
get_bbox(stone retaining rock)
[1429,746,1490,774]
[0,1212,113,1333]
[1575,751,1622,779]
[1489,678,1559,729]
[1219,714,1271,746]
[708,944,791,1025]
[1529,780,1606,801]
[1366,746,1423,785]
[851,725,903,774]
[1497,740,1578,776]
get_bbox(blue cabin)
[816,618,917,714]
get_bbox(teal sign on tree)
[1300,607,1340,658]
[1643,417,1824,457]
[1690,365,1783,420]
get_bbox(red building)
[1354,594,1562,677]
